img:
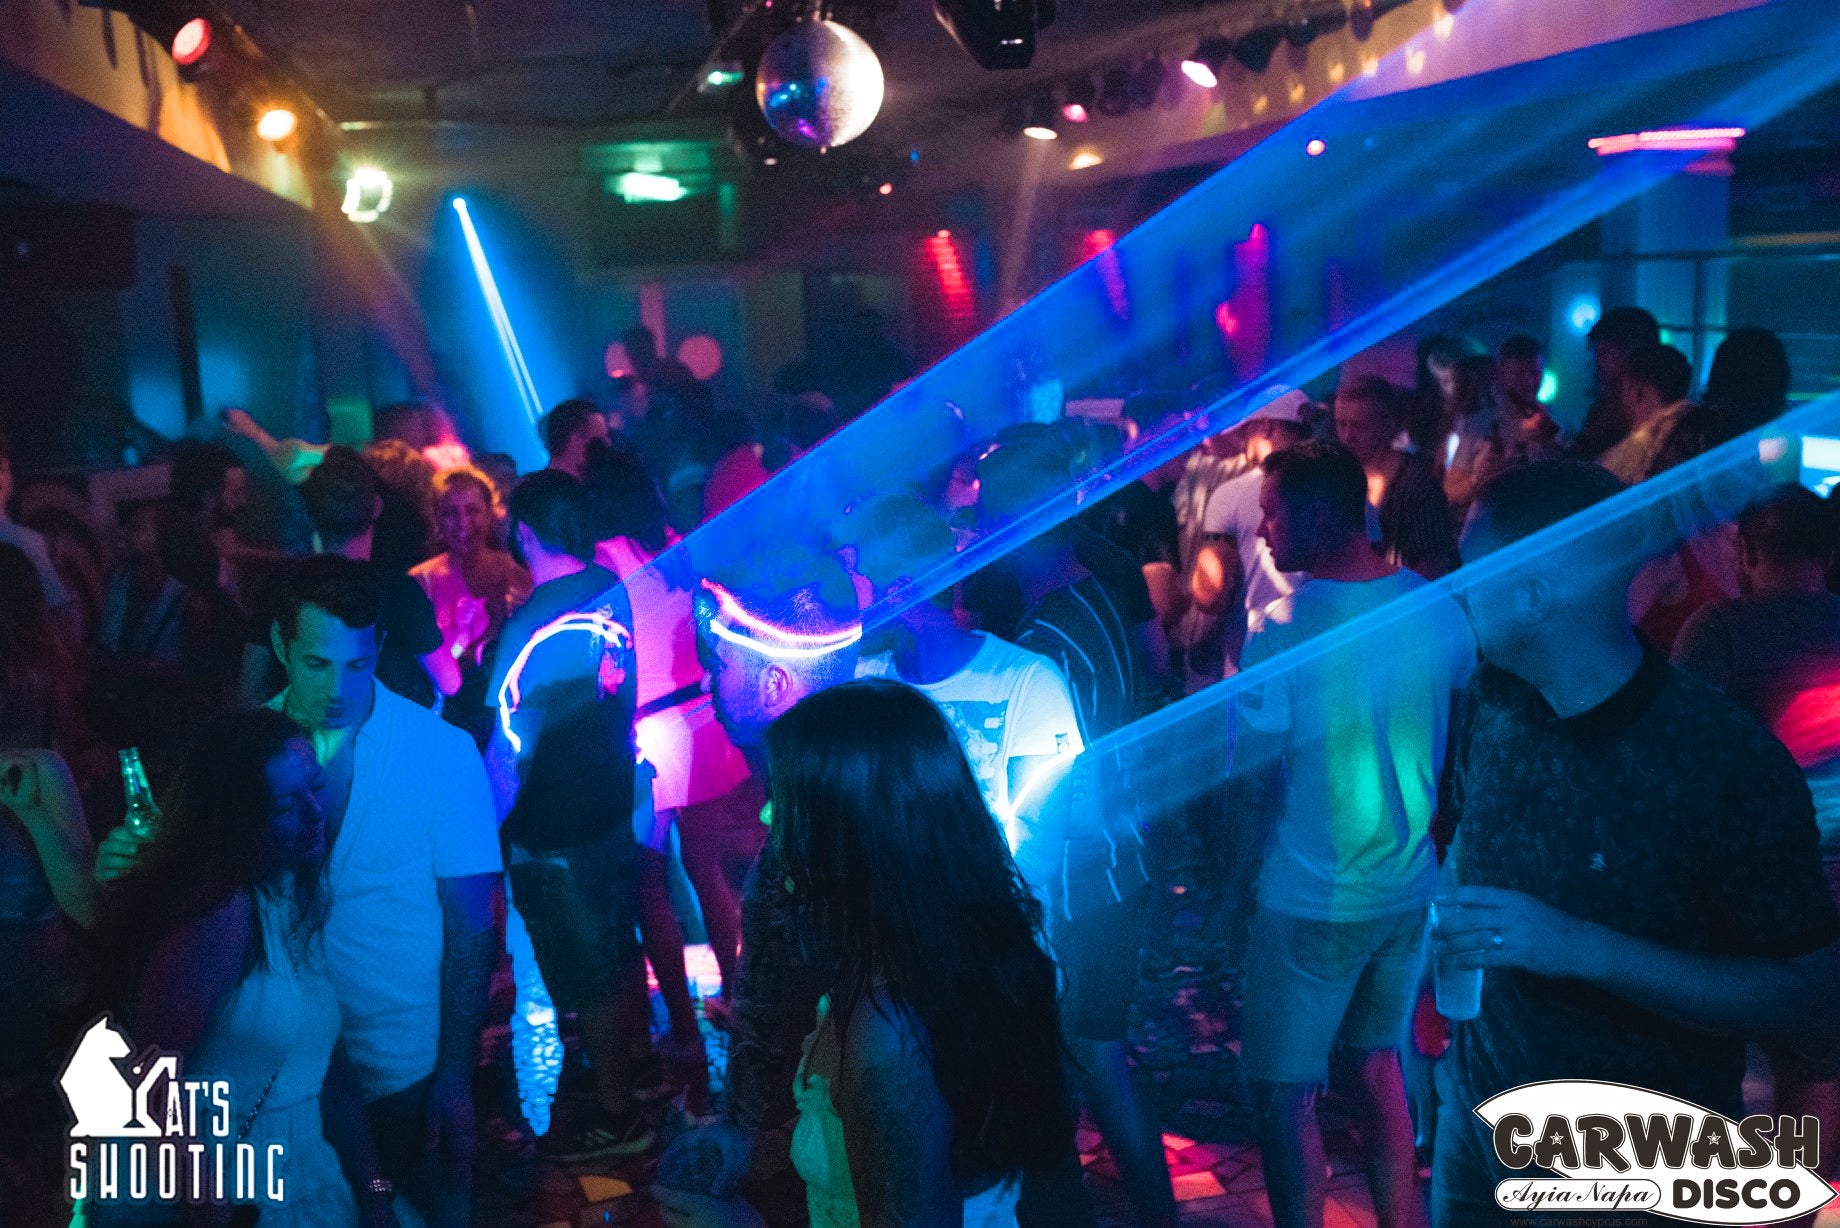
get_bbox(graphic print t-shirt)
[858,633,1082,868]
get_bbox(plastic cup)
[1429,900,1483,1021]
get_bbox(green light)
[705,67,745,88]
[612,172,688,203]
[1537,370,1559,405]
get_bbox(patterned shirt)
[1442,646,1840,1118]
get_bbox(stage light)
[172,18,211,66]
[1062,102,1090,123]
[1306,138,1326,156]
[1538,371,1559,405]
[879,181,894,195]
[1069,149,1104,170]
[1096,66,1134,117]
[1233,25,1286,73]
[1182,37,1233,89]
[1022,92,1059,140]
[256,108,297,143]
[1130,57,1168,110]
[1587,126,1745,156]
[611,172,688,202]
[1061,75,1095,122]
[936,229,952,238]
[341,167,393,223]
[933,0,1056,71]
[452,197,545,432]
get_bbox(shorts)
[507,827,640,1016]
[1053,888,1147,1043]
[1240,904,1427,1085]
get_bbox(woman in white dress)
[77,709,393,1228]
[764,679,1075,1228]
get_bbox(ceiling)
[218,0,1269,137]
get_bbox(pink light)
[700,579,863,661]
[1061,103,1090,124]
[878,181,894,195]
[172,18,211,66]
[421,441,472,471]
[1180,60,1218,90]
[1305,138,1326,157]
[496,611,633,754]
[1587,126,1745,156]
[1079,229,1118,261]
[1215,303,1239,336]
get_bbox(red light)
[1061,102,1090,124]
[1306,138,1326,157]
[1079,229,1117,261]
[878,182,894,196]
[172,18,211,66]
[936,229,951,238]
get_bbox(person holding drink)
[1430,461,1840,1227]
[1228,441,1475,1228]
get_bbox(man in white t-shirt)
[849,495,1083,887]
[1229,441,1474,1228]
[100,557,502,1228]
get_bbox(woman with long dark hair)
[80,709,392,1228]
[765,678,1072,1226]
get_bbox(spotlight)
[1286,1,1349,47]
[256,108,297,143]
[933,0,1058,71]
[1306,138,1326,156]
[341,167,393,224]
[1232,24,1286,73]
[1060,75,1095,123]
[171,17,211,66]
[1022,92,1059,140]
[700,61,745,93]
[1129,56,1167,110]
[879,181,894,195]
[1095,65,1134,117]
[1069,149,1104,170]
[1182,36,1233,89]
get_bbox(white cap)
[1246,387,1309,424]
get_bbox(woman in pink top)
[587,450,757,1034]
[410,467,531,742]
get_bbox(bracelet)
[363,1177,395,1200]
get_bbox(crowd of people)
[1,306,1837,1228]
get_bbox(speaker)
[932,0,1057,71]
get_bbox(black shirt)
[1442,646,1840,1118]
[488,565,637,851]
[246,561,443,708]
[1085,480,1180,570]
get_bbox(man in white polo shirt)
[100,555,501,1228]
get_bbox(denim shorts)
[507,827,640,1015]
[1239,904,1428,1085]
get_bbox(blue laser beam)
[638,0,1840,639]
[452,197,545,430]
[1056,389,1840,834]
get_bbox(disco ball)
[755,19,885,150]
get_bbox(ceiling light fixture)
[1182,37,1233,89]
[256,108,297,143]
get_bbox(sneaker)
[631,1054,674,1104]
[537,1101,655,1164]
